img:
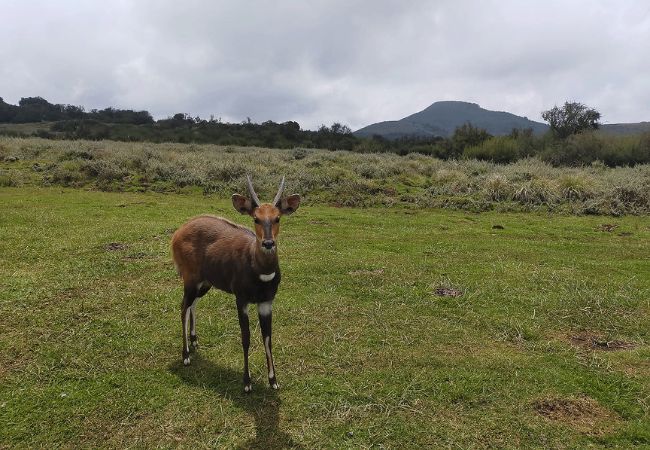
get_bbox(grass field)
[1,137,649,216]
[1,186,649,448]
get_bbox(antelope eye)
[254,218,260,224]
[275,217,280,223]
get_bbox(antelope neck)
[252,242,279,274]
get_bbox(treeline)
[0,96,153,125]
[1,97,649,167]
[372,124,650,167]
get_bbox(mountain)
[354,101,549,139]
[600,122,650,135]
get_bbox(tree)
[542,101,601,139]
[451,123,491,157]
[329,122,352,135]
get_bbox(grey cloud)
[1,0,649,129]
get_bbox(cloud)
[1,0,649,129]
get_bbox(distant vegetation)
[542,101,601,139]
[1,96,649,167]
[354,100,550,138]
[1,137,648,215]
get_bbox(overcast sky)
[2,0,649,130]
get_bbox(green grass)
[1,187,649,448]
[1,137,649,215]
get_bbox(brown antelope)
[171,175,300,392]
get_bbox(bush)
[49,160,86,186]
[513,179,557,205]
[81,160,128,182]
[540,132,603,166]
[464,136,520,163]
[0,169,24,187]
[557,174,594,200]
[483,174,513,201]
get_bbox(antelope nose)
[262,239,275,249]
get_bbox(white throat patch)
[259,272,276,282]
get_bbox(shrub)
[483,174,513,201]
[540,132,604,166]
[49,160,86,186]
[428,169,475,195]
[464,136,520,163]
[0,169,24,187]
[59,149,94,161]
[291,148,308,160]
[203,160,247,183]
[557,174,594,200]
[81,160,128,182]
[513,179,557,205]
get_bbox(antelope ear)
[277,194,300,215]
[232,194,254,216]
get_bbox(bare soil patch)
[105,242,128,251]
[434,287,463,297]
[533,396,619,435]
[570,332,636,351]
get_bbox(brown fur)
[171,213,280,299]
[170,183,300,391]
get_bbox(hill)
[600,122,650,135]
[354,101,549,139]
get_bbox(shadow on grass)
[170,354,303,449]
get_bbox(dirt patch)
[308,219,329,226]
[533,396,619,435]
[349,268,384,276]
[570,333,636,351]
[492,224,504,230]
[596,223,618,232]
[105,242,128,251]
[434,287,463,297]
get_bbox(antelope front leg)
[258,301,278,389]
[181,286,197,366]
[189,301,198,349]
[237,300,252,393]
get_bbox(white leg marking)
[244,384,252,393]
[190,300,197,338]
[264,335,275,379]
[258,301,273,317]
[183,307,191,365]
[242,303,249,316]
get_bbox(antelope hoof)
[183,357,191,366]
[244,384,252,393]
[190,335,199,349]
[269,377,279,390]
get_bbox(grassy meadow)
[1,138,649,448]
[1,137,649,215]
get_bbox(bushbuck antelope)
[171,176,300,392]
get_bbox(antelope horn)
[272,176,286,206]
[246,174,261,207]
